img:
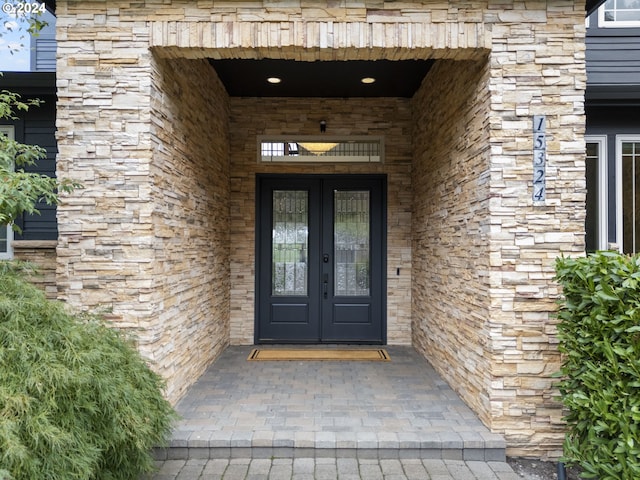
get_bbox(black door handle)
[323,254,329,263]
[323,273,328,299]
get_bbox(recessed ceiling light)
[267,77,282,84]
[361,77,376,84]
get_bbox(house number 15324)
[532,115,546,203]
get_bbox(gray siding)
[18,101,58,240]
[29,9,57,72]
[586,35,640,86]
[586,11,640,87]
[32,37,56,72]
[1,89,59,241]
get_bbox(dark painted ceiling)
[209,59,434,98]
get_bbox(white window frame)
[598,0,640,28]
[0,125,15,259]
[257,136,384,164]
[586,136,609,251]
[615,135,640,254]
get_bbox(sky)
[0,2,52,72]
[0,10,30,71]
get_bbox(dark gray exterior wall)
[14,94,58,240]
[0,74,58,241]
[586,10,640,89]
[585,5,640,248]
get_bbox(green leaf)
[596,289,619,302]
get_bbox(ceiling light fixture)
[297,120,337,155]
[267,77,282,84]
[361,77,376,84]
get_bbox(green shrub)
[555,252,640,480]
[0,262,177,480]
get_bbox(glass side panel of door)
[272,190,308,296]
[334,190,370,296]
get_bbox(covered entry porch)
[54,1,588,459]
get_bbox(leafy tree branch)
[0,88,80,231]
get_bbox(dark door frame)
[254,173,387,344]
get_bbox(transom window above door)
[258,136,383,163]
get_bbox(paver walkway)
[150,457,521,479]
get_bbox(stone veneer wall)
[412,58,494,430]
[54,0,587,454]
[228,98,413,345]
[148,56,231,402]
[12,241,58,299]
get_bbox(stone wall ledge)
[12,240,58,250]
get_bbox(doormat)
[247,348,390,362]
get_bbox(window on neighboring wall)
[0,125,14,259]
[617,136,640,254]
[599,0,640,27]
[586,137,608,252]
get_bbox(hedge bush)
[555,252,640,480]
[0,262,177,480]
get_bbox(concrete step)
[153,430,506,462]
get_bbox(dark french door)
[256,175,386,343]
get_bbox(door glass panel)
[272,190,308,296]
[622,142,640,254]
[334,190,370,296]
